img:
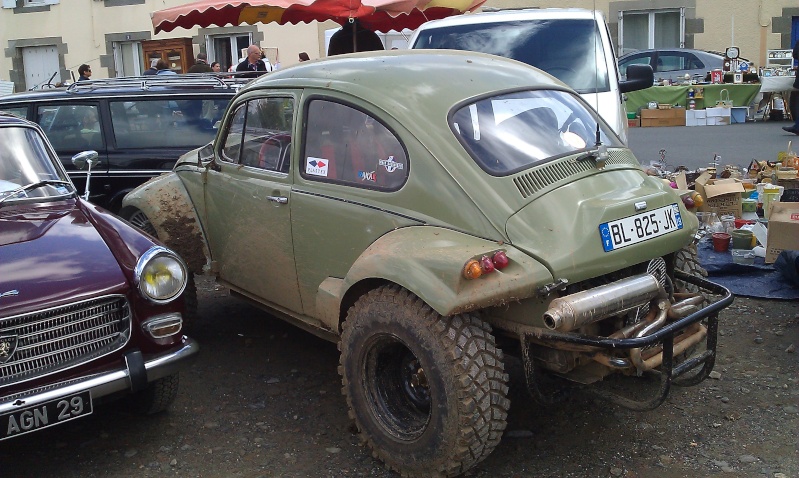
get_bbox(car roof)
[249,49,572,156]
[252,49,566,106]
[414,7,605,28]
[0,75,243,102]
[619,49,723,60]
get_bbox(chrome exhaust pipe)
[543,274,663,332]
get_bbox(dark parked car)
[0,75,242,212]
[123,51,731,477]
[0,113,198,440]
[619,48,726,83]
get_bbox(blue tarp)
[697,238,799,300]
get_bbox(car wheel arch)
[120,173,210,275]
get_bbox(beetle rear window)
[451,90,622,176]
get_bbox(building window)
[24,0,58,5]
[113,41,143,77]
[619,8,684,55]
[207,34,252,72]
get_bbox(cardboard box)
[694,173,745,218]
[627,118,639,127]
[640,108,686,127]
[765,202,799,263]
[685,110,707,127]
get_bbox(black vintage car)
[0,113,198,440]
[0,75,241,212]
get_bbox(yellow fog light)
[135,246,188,303]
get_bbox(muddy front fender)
[342,227,554,318]
[121,173,210,275]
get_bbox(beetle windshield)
[0,126,73,202]
[451,90,622,176]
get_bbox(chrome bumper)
[0,337,199,414]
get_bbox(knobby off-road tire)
[128,373,180,415]
[338,285,510,478]
[674,243,708,295]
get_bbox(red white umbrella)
[151,0,485,34]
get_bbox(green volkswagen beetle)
[121,50,732,477]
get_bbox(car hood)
[0,203,128,317]
[505,168,697,284]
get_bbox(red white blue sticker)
[306,157,329,177]
[358,171,376,182]
[378,156,403,173]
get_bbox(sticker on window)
[358,171,376,182]
[306,157,329,177]
[378,156,403,173]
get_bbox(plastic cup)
[712,232,731,252]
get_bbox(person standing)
[143,58,159,76]
[782,38,799,135]
[77,64,92,81]
[188,52,213,73]
[236,45,270,78]
[299,52,310,62]
[211,62,222,73]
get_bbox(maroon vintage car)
[0,112,198,440]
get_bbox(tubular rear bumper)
[0,337,199,415]
[522,272,733,410]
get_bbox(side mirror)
[619,64,654,94]
[71,150,99,170]
[71,150,99,200]
[198,142,215,167]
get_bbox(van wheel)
[339,285,509,477]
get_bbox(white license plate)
[0,390,92,440]
[599,204,683,252]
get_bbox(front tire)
[128,374,179,415]
[339,285,510,478]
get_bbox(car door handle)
[267,196,288,204]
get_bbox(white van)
[408,8,653,144]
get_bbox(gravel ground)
[2,276,797,478]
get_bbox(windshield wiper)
[0,180,74,206]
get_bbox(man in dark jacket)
[236,45,270,78]
[782,39,799,135]
[143,58,159,76]
[188,53,213,73]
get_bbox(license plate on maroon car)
[599,203,683,252]
[0,390,92,440]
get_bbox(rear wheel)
[339,285,509,477]
[674,243,708,294]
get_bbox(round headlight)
[135,246,188,303]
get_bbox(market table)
[625,83,762,113]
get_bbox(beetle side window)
[0,106,28,119]
[303,100,407,190]
[220,98,293,173]
[36,104,104,152]
[221,103,247,164]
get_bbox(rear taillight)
[463,250,510,279]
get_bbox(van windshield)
[412,19,610,94]
[450,90,622,176]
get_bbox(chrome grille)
[513,149,640,198]
[0,295,131,386]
